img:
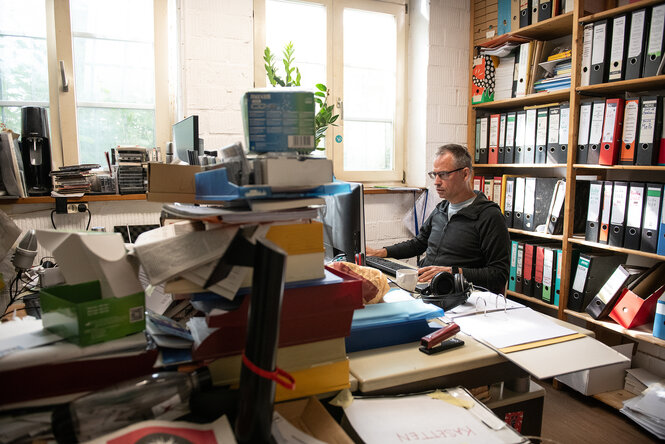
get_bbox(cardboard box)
[555,343,633,396]
[274,397,353,444]
[40,280,145,346]
[147,163,202,203]
[254,157,333,187]
[242,89,315,153]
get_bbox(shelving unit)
[468,0,665,358]
[0,194,147,204]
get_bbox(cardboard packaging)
[242,89,315,153]
[555,343,633,396]
[274,397,353,444]
[40,280,145,346]
[254,157,333,187]
[147,163,202,203]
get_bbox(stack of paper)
[621,383,665,439]
[624,368,665,395]
[494,55,515,101]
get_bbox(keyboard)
[365,256,416,276]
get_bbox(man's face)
[432,153,469,202]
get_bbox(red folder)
[488,114,501,164]
[534,246,545,300]
[599,98,625,166]
[522,243,535,297]
[609,285,664,329]
[194,267,363,360]
[2,349,158,406]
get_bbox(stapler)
[418,322,464,355]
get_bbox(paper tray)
[195,167,350,201]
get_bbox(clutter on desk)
[621,382,665,440]
[50,164,100,195]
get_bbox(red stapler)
[419,322,464,355]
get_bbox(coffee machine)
[20,106,52,196]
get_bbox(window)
[0,0,49,132]
[256,0,406,182]
[0,0,171,169]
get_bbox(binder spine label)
[536,109,548,146]
[581,24,594,86]
[516,112,526,148]
[506,114,516,146]
[589,102,606,145]
[543,249,554,288]
[626,186,644,227]
[609,16,627,79]
[644,188,661,230]
[480,118,489,149]
[639,100,658,144]
[578,103,592,145]
[588,182,602,223]
[611,184,628,225]
[602,102,618,143]
[505,179,514,210]
[548,108,560,144]
[572,257,590,293]
[559,106,570,144]
[628,10,646,58]
[592,22,607,65]
[623,100,639,144]
[499,114,507,149]
[648,5,665,57]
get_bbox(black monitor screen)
[318,182,366,262]
[173,115,199,164]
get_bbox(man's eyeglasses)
[427,167,465,180]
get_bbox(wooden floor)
[538,379,658,444]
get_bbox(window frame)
[43,0,171,168]
[254,0,407,183]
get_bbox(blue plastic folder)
[345,299,444,353]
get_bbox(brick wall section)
[179,0,253,150]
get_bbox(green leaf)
[329,115,339,123]
[316,83,327,92]
[314,91,325,97]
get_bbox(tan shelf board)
[593,390,637,411]
[506,290,559,309]
[580,0,664,24]
[474,163,567,168]
[472,90,571,110]
[577,75,665,95]
[564,309,665,347]
[508,228,563,240]
[568,235,665,260]
[1,194,147,204]
[573,164,665,171]
[478,12,574,46]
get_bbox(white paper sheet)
[444,291,525,320]
[344,389,526,444]
[454,307,575,349]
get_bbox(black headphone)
[419,266,471,311]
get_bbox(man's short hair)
[435,144,473,172]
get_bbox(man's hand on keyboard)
[417,265,453,282]
[365,246,387,257]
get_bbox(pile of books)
[533,50,571,93]
[50,164,100,194]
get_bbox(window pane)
[77,107,155,165]
[0,0,49,134]
[73,38,154,105]
[265,0,326,89]
[343,8,396,172]
[70,0,152,42]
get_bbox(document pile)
[621,383,665,439]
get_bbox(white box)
[555,343,633,396]
[254,157,333,187]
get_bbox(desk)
[348,313,595,395]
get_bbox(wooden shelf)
[593,390,637,410]
[478,12,574,47]
[579,0,664,23]
[573,164,665,171]
[564,309,665,347]
[474,163,566,169]
[509,228,563,241]
[0,194,147,204]
[568,236,665,260]
[506,290,559,309]
[473,90,571,110]
[577,75,665,95]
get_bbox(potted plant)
[263,42,339,150]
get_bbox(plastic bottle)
[51,368,211,443]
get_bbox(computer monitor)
[172,115,199,164]
[318,182,366,262]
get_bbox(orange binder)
[619,98,640,165]
[488,114,501,164]
[598,181,612,244]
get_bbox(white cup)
[396,268,419,292]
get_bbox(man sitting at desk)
[366,144,510,294]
